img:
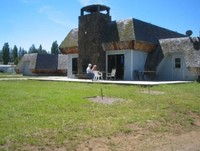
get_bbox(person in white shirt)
[86,63,94,79]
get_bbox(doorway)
[172,55,184,80]
[72,58,78,74]
[107,54,124,80]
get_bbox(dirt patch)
[76,119,200,151]
[194,119,200,127]
[86,96,125,104]
[152,130,200,151]
[77,129,200,151]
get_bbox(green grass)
[0,80,200,150]
[0,73,23,78]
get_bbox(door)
[107,54,124,80]
[172,55,184,80]
[72,58,78,74]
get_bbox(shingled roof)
[60,18,185,54]
[16,54,68,75]
[105,18,185,43]
[59,28,79,54]
[60,28,78,48]
[35,54,58,71]
[159,37,200,74]
[132,18,185,43]
[16,53,37,71]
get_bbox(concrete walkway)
[27,76,192,86]
[0,76,192,85]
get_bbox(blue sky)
[0,0,199,52]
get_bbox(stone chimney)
[78,4,111,73]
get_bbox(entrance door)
[107,54,124,80]
[72,58,78,74]
[172,55,184,80]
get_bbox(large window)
[175,58,181,68]
[107,54,124,80]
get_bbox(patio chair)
[93,71,103,81]
[134,70,145,80]
[107,68,116,80]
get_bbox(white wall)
[67,54,78,78]
[131,50,147,80]
[123,50,147,80]
[157,54,173,81]
[124,50,132,80]
[157,53,198,81]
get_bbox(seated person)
[92,65,97,71]
[92,65,103,80]
[86,63,94,79]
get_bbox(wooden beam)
[60,46,79,54]
[103,40,156,53]
[134,41,157,53]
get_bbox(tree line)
[0,41,60,65]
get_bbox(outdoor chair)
[134,70,144,80]
[106,68,116,80]
[93,71,103,81]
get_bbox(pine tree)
[51,41,59,54]
[28,44,38,53]
[13,45,18,65]
[38,44,48,54]
[18,47,27,60]
[2,43,10,65]
[0,50,2,62]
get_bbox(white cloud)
[78,0,107,6]
[38,6,73,27]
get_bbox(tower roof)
[80,4,110,16]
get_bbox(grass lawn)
[0,73,24,78]
[0,80,200,150]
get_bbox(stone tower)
[78,4,111,74]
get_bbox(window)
[72,58,78,74]
[175,58,181,68]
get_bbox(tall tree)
[2,43,10,65]
[9,48,13,62]
[12,45,18,64]
[38,44,48,54]
[28,44,38,54]
[51,41,59,54]
[38,44,43,53]
[0,50,2,62]
[18,47,27,60]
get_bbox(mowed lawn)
[0,80,200,150]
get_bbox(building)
[0,64,16,73]
[16,53,67,76]
[59,4,200,81]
